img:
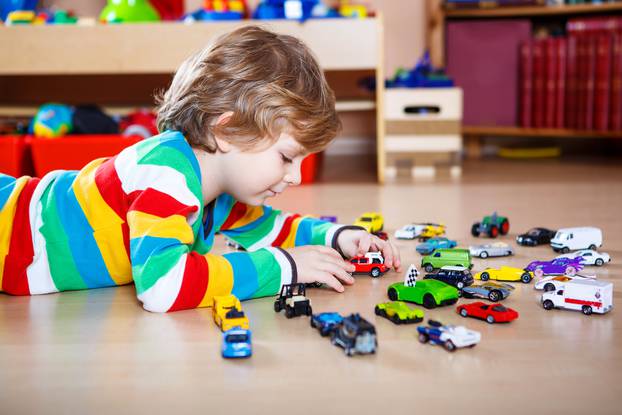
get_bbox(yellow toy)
[474,266,534,284]
[212,294,250,331]
[418,223,446,240]
[354,212,384,233]
[339,1,367,18]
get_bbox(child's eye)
[280,153,293,164]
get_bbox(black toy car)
[516,227,557,246]
[423,266,474,289]
[330,313,377,357]
[274,283,312,318]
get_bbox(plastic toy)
[474,266,533,284]
[0,0,37,21]
[471,212,510,238]
[5,9,34,24]
[420,248,472,273]
[212,294,250,331]
[394,222,445,240]
[100,0,161,23]
[387,265,459,309]
[457,302,519,324]
[534,274,595,292]
[423,265,473,289]
[221,327,252,358]
[516,227,557,246]
[319,215,338,223]
[253,0,327,21]
[274,283,312,318]
[469,242,514,259]
[461,282,514,302]
[386,51,454,88]
[339,1,368,18]
[330,313,377,357]
[416,237,457,255]
[349,252,389,278]
[524,257,584,278]
[31,103,73,138]
[310,312,343,336]
[417,320,480,352]
[119,109,158,139]
[556,249,611,267]
[374,301,424,325]
[541,279,613,315]
[183,1,246,22]
[373,231,389,241]
[353,212,384,233]
[550,227,603,253]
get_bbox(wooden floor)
[1,157,621,414]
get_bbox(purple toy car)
[525,258,584,278]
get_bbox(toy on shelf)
[31,103,73,138]
[374,301,424,325]
[119,109,158,139]
[541,279,613,315]
[386,51,454,88]
[516,227,557,247]
[474,266,533,284]
[184,0,247,21]
[417,320,480,352]
[310,312,343,337]
[353,212,383,233]
[420,248,471,273]
[212,294,250,331]
[471,212,510,238]
[550,227,603,254]
[253,0,335,21]
[534,274,595,292]
[330,313,377,357]
[339,1,368,18]
[524,257,584,278]
[349,252,389,278]
[221,327,252,358]
[100,0,161,23]
[415,237,457,255]
[460,282,514,302]
[423,265,473,289]
[556,249,611,267]
[5,9,34,24]
[274,283,312,318]
[469,242,514,259]
[387,264,459,309]
[457,302,519,324]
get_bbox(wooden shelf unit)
[444,2,622,18]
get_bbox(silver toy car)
[461,282,515,302]
[469,242,514,259]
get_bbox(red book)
[532,39,545,128]
[585,36,597,130]
[565,36,579,129]
[544,38,557,128]
[567,17,622,35]
[555,37,567,129]
[610,34,622,131]
[520,41,534,127]
[576,36,587,130]
[594,35,613,131]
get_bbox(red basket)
[0,135,31,177]
[301,152,322,184]
[30,134,143,177]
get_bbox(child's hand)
[337,229,402,272]
[286,246,356,292]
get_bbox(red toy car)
[373,231,389,241]
[350,253,389,278]
[456,301,518,324]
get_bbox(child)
[0,26,401,312]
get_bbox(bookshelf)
[445,2,622,19]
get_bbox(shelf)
[444,3,622,18]
[462,125,622,139]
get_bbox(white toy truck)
[541,279,612,315]
[550,227,602,254]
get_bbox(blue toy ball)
[31,103,73,138]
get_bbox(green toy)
[420,248,471,273]
[387,279,459,309]
[471,212,510,238]
[100,0,161,23]
[374,301,424,324]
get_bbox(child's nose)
[284,168,301,186]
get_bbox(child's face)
[221,132,307,206]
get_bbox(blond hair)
[156,25,340,154]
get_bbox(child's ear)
[213,111,234,152]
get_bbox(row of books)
[520,18,622,131]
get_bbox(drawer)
[385,88,463,122]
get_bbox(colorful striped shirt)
[0,131,346,312]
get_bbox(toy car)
[471,212,510,238]
[516,227,557,246]
[469,242,514,259]
[423,265,474,289]
[457,302,519,324]
[374,301,424,324]
[474,266,533,284]
[221,327,252,359]
[310,312,343,336]
[550,227,603,253]
[417,320,481,352]
[330,313,377,357]
[556,249,611,267]
[212,294,250,332]
[524,257,584,278]
[460,281,515,302]
[416,237,457,255]
[353,212,384,233]
[394,223,426,240]
[534,274,595,291]
[387,279,459,309]
[350,252,390,278]
[541,279,612,315]
[417,223,447,240]
[421,248,472,272]
[274,283,312,318]
[373,231,389,241]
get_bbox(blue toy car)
[417,320,480,352]
[310,312,343,336]
[221,327,252,359]
[416,237,458,255]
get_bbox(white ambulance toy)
[541,279,612,315]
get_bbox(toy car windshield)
[527,229,540,236]
[225,333,248,343]
[492,305,507,312]
[225,308,245,319]
[360,218,372,222]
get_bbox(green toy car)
[374,301,424,324]
[387,279,459,309]
[420,248,472,273]
[471,212,510,238]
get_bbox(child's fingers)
[387,239,401,272]
[319,261,355,285]
[312,245,344,261]
[315,271,345,292]
[357,233,372,255]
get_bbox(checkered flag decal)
[404,264,419,287]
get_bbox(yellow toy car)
[354,212,384,233]
[374,301,424,324]
[418,223,446,240]
[212,294,250,331]
[474,266,534,284]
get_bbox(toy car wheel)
[285,307,294,318]
[418,333,429,343]
[486,315,495,324]
[582,305,593,315]
[374,305,383,316]
[345,347,354,357]
[561,247,570,254]
[480,272,490,281]
[320,328,330,337]
[588,244,597,251]
[506,251,512,256]
[479,251,488,259]
[456,281,465,289]
[500,219,510,235]
[330,333,338,345]
[274,301,282,313]
[391,314,401,324]
[534,268,544,278]
[306,306,312,316]
[543,283,555,292]
[422,294,437,309]
[565,266,577,276]
[370,268,381,278]
[471,223,480,237]
[595,258,604,266]
[444,340,456,352]
[424,264,434,273]
[542,299,554,310]
[459,308,468,318]
[488,225,499,238]
[521,272,532,283]
[488,290,501,302]
[310,319,317,328]
[388,288,398,301]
